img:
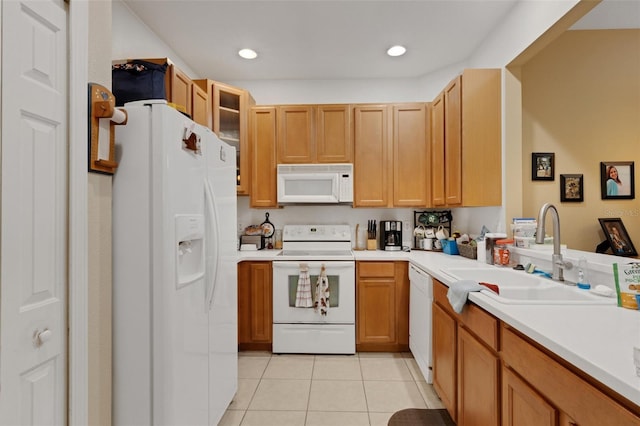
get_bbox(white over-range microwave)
[276,163,354,204]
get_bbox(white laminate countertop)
[237,248,640,407]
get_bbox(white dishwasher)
[409,263,433,383]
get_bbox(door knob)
[33,328,52,347]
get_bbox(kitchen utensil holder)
[367,239,377,250]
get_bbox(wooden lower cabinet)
[356,261,409,352]
[237,261,272,351]
[432,278,639,426]
[432,302,457,420]
[458,327,500,426]
[501,324,640,426]
[502,366,558,426]
[432,279,499,425]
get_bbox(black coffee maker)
[380,220,403,251]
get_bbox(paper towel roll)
[110,108,127,124]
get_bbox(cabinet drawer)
[433,279,453,312]
[358,261,395,278]
[434,279,497,350]
[459,304,498,351]
[501,324,640,425]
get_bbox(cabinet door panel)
[393,104,429,207]
[502,366,557,426]
[457,327,499,426]
[353,105,390,207]
[432,302,457,421]
[249,263,272,342]
[444,76,462,205]
[237,262,273,346]
[250,107,278,207]
[357,279,396,344]
[431,93,445,206]
[169,65,192,117]
[316,105,352,163]
[191,82,209,127]
[278,106,314,163]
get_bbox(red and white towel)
[314,264,330,316]
[295,263,313,308]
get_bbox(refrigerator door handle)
[204,178,220,310]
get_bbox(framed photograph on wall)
[600,161,635,199]
[598,218,637,257]
[560,174,583,202]
[532,152,554,181]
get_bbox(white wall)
[111,0,197,76]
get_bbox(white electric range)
[272,225,355,354]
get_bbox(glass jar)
[274,229,283,249]
[493,238,514,266]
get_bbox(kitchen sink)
[441,267,616,305]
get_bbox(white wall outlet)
[403,221,411,231]
[237,222,244,234]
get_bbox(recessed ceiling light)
[387,45,407,57]
[238,48,258,59]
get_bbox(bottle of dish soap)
[577,256,591,290]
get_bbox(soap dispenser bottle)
[577,256,591,290]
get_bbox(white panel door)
[0,0,68,424]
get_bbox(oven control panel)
[282,225,351,242]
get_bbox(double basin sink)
[441,267,616,305]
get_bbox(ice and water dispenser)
[175,214,205,288]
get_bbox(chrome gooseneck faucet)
[536,203,572,282]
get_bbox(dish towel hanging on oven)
[295,263,313,308]
[314,264,330,316]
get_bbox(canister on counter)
[484,233,507,265]
[493,238,514,266]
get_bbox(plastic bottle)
[577,256,591,290]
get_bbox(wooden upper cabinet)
[194,79,255,195]
[316,104,352,163]
[353,105,391,207]
[393,103,430,207]
[431,93,446,206]
[431,69,501,207]
[277,105,315,163]
[168,65,193,118]
[249,106,278,208]
[276,104,352,164]
[191,82,209,127]
[444,75,463,206]
[461,69,501,207]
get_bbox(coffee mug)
[413,225,426,238]
[435,225,448,240]
[423,238,434,251]
[425,227,436,238]
[434,239,442,250]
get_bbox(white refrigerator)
[112,100,237,425]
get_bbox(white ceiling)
[122,0,640,81]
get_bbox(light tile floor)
[219,352,444,426]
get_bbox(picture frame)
[531,152,554,181]
[600,161,635,200]
[598,218,637,257]
[560,174,583,202]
